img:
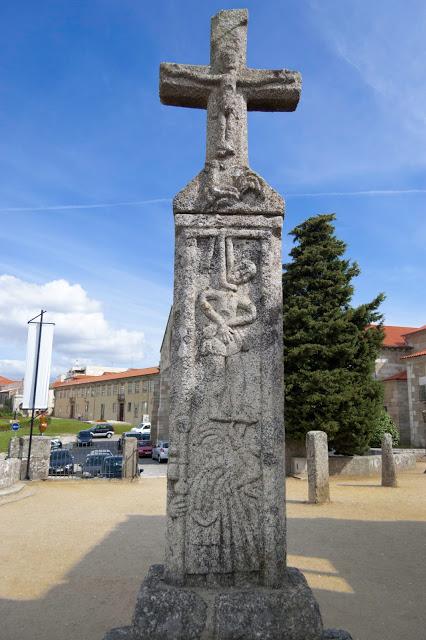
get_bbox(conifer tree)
[282,214,384,455]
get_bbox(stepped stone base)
[104,565,353,640]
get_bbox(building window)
[142,401,148,413]
[91,387,95,397]
[101,385,105,396]
[134,405,139,417]
[128,382,133,394]
[134,381,140,393]
[120,384,125,394]
[127,402,132,412]
[113,384,118,394]
[113,402,116,412]
[143,380,148,391]
[420,385,426,402]
[107,385,111,396]
[85,401,89,414]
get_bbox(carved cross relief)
[160,9,301,212]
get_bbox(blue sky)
[1,0,425,379]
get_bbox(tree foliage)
[369,410,400,448]
[283,214,385,455]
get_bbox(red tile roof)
[401,349,426,360]
[0,375,14,385]
[383,371,407,381]
[53,367,159,389]
[401,325,426,337]
[368,325,419,347]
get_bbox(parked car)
[118,431,150,451]
[76,430,93,446]
[130,422,151,434]
[101,455,123,478]
[50,438,63,450]
[137,440,153,458]
[152,441,169,463]
[49,449,74,475]
[81,450,113,477]
[89,423,115,439]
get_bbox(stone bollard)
[381,433,397,487]
[306,431,330,504]
[122,437,138,479]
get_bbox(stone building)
[152,308,173,444]
[375,325,426,447]
[53,367,160,426]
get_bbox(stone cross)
[160,9,301,214]
[105,10,352,640]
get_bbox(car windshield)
[78,431,91,437]
[51,451,71,461]
[163,443,169,448]
[86,456,105,465]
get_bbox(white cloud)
[0,275,145,378]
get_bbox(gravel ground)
[0,463,425,640]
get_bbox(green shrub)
[369,411,400,448]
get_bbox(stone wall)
[0,453,21,490]
[8,436,50,480]
[383,378,410,444]
[328,452,416,476]
[375,346,409,380]
[406,358,426,447]
[155,308,173,444]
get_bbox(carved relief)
[198,234,257,421]
[202,162,263,211]
[185,419,261,576]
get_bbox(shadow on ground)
[1,515,425,640]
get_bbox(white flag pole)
[23,310,55,481]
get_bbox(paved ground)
[0,464,425,640]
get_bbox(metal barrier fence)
[48,440,125,478]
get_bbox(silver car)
[152,441,169,463]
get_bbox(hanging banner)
[22,322,54,409]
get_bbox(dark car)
[102,455,123,478]
[82,450,113,477]
[89,423,115,439]
[137,441,153,458]
[77,430,93,446]
[118,431,150,451]
[49,449,74,475]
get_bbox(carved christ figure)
[199,235,257,421]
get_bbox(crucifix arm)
[160,63,217,109]
[238,68,302,112]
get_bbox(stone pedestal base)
[104,565,352,640]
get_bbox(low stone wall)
[328,452,416,477]
[370,448,426,461]
[0,453,21,490]
[8,436,50,480]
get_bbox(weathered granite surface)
[105,8,352,640]
[160,8,301,217]
[8,435,50,480]
[306,431,330,504]
[122,436,138,479]
[381,432,397,487]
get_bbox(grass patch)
[0,418,132,453]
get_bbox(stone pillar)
[306,431,330,504]
[8,436,50,480]
[104,9,352,640]
[381,433,397,487]
[122,437,138,479]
